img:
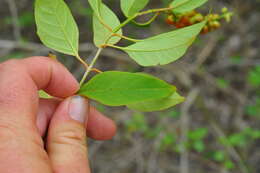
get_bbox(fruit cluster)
[166,7,233,34]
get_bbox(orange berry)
[174,22,186,28]
[185,10,197,17]
[190,13,204,23]
[179,16,192,26]
[166,15,175,25]
[212,21,221,29]
[201,25,209,34]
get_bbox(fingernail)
[69,96,88,123]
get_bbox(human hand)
[0,57,116,173]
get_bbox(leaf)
[38,90,53,99]
[127,92,185,112]
[171,0,208,14]
[88,0,102,16]
[123,21,205,66]
[78,71,176,106]
[35,0,79,56]
[93,4,122,46]
[121,0,149,17]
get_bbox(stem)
[106,44,126,50]
[76,54,89,68]
[77,5,179,85]
[113,7,174,33]
[138,7,173,16]
[79,48,103,86]
[114,33,141,42]
[132,12,160,27]
[113,14,138,33]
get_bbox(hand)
[0,57,117,173]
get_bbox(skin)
[0,57,117,173]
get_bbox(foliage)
[245,97,260,117]
[78,71,176,106]
[34,0,219,112]
[248,65,260,87]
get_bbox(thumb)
[47,96,91,173]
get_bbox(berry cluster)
[166,7,233,34]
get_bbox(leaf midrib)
[53,2,78,56]
[83,87,174,93]
[125,38,195,52]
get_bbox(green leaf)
[38,90,53,99]
[188,128,208,140]
[35,0,79,56]
[171,0,208,14]
[123,21,205,66]
[88,0,102,16]
[128,92,184,112]
[192,140,205,152]
[213,151,226,162]
[248,65,260,87]
[78,71,176,106]
[93,4,122,46]
[224,160,235,170]
[121,0,149,17]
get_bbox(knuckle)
[51,125,86,148]
[0,121,44,150]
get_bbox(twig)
[198,97,251,173]
[6,0,21,41]
[179,88,200,173]
[191,35,218,71]
[79,48,103,86]
[0,40,95,52]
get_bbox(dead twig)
[6,0,21,41]
[179,88,200,173]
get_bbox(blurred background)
[0,0,260,172]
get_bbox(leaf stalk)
[79,48,103,86]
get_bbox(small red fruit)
[166,15,175,25]
[179,16,192,26]
[201,25,209,34]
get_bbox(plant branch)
[138,7,173,16]
[6,0,21,41]
[113,7,173,33]
[75,54,101,75]
[105,44,126,50]
[132,12,160,26]
[77,5,175,85]
[79,48,103,86]
[75,54,89,68]
[113,33,141,42]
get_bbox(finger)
[47,96,90,173]
[37,99,117,140]
[0,57,79,172]
[37,98,60,136]
[86,106,117,140]
[22,57,79,98]
[0,57,79,115]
